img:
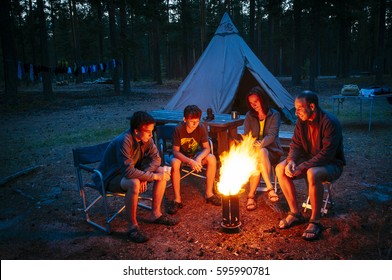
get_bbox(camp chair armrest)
[92,169,106,195]
[78,163,96,173]
[78,164,106,193]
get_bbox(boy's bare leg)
[204,154,217,198]
[170,158,182,203]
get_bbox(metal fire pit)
[221,194,241,231]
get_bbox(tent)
[165,12,296,123]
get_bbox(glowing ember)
[217,133,260,196]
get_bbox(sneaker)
[206,194,221,206]
[127,226,149,243]
[167,201,183,214]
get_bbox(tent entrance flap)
[232,68,295,124]
[231,68,256,114]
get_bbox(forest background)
[0,0,391,104]
[0,0,392,264]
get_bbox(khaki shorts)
[106,164,158,193]
[170,151,211,166]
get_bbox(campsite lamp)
[217,133,259,232]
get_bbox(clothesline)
[17,59,120,81]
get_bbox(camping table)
[147,109,245,156]
[331,94,392,131]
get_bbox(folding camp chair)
[72,142,152,234]
[155,124,214,188]
[302,181,334,216]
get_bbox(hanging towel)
[18,62,23,80]
[30,64,34,81]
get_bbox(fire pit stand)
[221,194,241,232]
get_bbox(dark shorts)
[106,174,125,193]
[322,163,343,182]
[294,158,343,182]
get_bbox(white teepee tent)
[165,12,295,123]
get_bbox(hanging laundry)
[18,62,23,80]
[30,64,34,81]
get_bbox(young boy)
[167,105,220,214]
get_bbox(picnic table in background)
[331,93,392,131]
[147,109,245,157]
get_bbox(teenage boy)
[96,111,178,243]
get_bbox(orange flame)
[217,133,260,196]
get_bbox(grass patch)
[33,127,124,149]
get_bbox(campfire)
[217,133,259,230]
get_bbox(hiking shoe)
[127,226,149,243]
[167,201,183,214]
[151,213,179,226]
[206,194,221,206]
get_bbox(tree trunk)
[50,0,58,75]
[120,0,131,94]
[336,1,350,78]
[28,0,37,85]
[267,0,276,73]
[94,0,105,63]
[70,0,82,83]
[268,0,282,75]
[38,0,53,99]
[291,0,302,85]
[200,0,206,51]
[309,1,321,91]
[15,0,27,82]
[255,2,263,58]
[108,0,120,94]
[181,0,190,78]
[152,15,162,85]
[374,0,386,85]
[0,0,18,105]
[129,12,139,82]
[249,0,255,50]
